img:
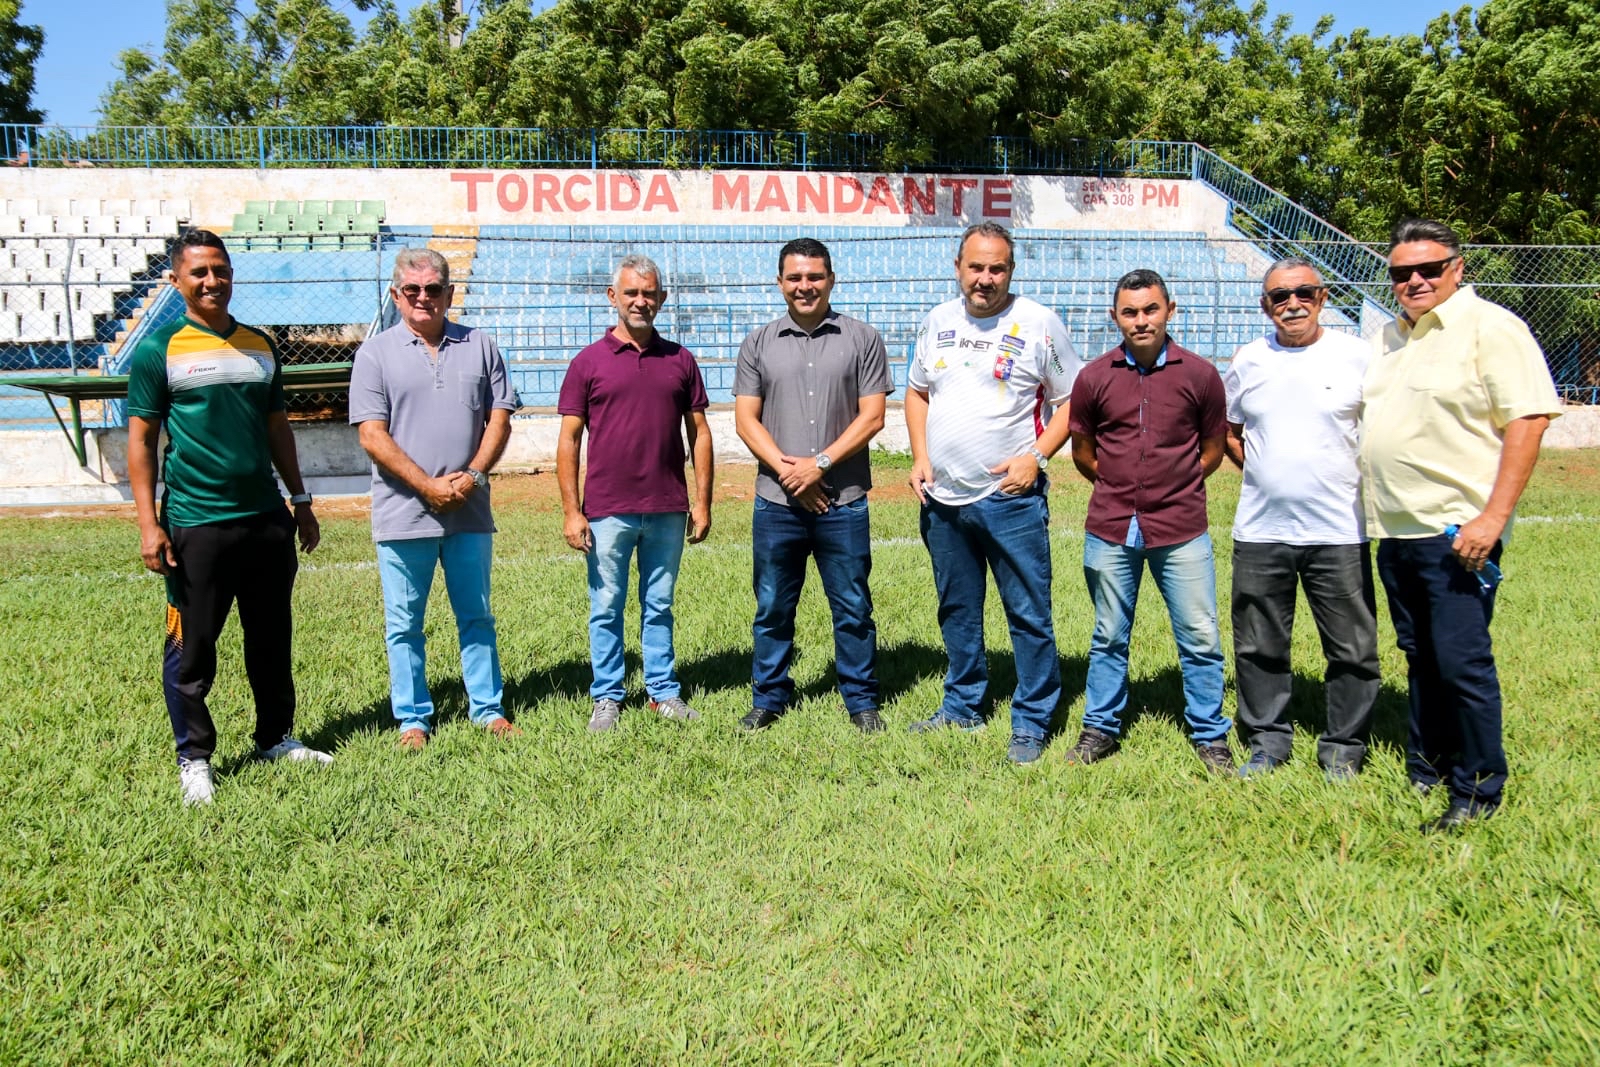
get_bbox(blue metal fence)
[0,124,1198,177]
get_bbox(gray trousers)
[1231,541,1380,769]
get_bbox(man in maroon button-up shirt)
[1064,269,1235,775]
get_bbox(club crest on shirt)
[993,354,1014,381]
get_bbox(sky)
[30,0,1457,128]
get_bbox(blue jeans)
[1082,531,1229,743]
[376,532,505,735]
[751,495,878,714]
[919,485,1060,740]
[587,512,687,703]
[1376,535,1505,804]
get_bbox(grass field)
[3,451,1599,1064]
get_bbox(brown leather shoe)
[1064,727,1120,765]
[1194,741,1237,776]
[398,728,427,751]
[486,718,522,738]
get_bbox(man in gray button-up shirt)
[349,247,519,750]
[733,237,893,733]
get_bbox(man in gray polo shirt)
[349,247,519,750]
[734,237,893,732]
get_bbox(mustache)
[1278,308,1312,321]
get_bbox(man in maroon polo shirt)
[1065,268,1234,774]
[557,254,714,732]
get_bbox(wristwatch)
[1028,447,1049,470]
[289,492,313,506]
[466,468,488,490]
[815,453,834,472]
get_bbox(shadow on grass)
[1276,670,1411,751]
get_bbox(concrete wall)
[0,168,1231,235]
[5,404,1595,507]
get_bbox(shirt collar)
[401,318,460,348]
[778,309,841,337]
[1400,284,1477,334]
[602,328,665,356]
[1116,339,1172,373]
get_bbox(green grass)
[3,455,1599,1064]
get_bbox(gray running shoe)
[588,698,622,732]
[650,696,700,721]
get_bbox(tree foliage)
[0,0,43,125]
[93,0,1600,243]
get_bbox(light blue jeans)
[1081,531,1229,743]
[587,512,688,703]
[376,532,505,735]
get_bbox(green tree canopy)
[0,0,43,125]
[90,0,1600,243]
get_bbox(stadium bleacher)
[456,225,1348,405]
[0,198,191,429]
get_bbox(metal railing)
[0,124,1199,177]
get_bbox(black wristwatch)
[466,468,488,490]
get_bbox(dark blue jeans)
[919,484,1060,740]
[1376,535,1506,804]
[751,495,879,714]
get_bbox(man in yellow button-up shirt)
[1361,218,1561,833]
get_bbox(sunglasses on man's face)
[1387,256,1458,285]
[397,283,449,300]
[1264,284,1326,306]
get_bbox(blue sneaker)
[1238,751,1285,779]
[907,711,986,734]
[1008,735,1044,764]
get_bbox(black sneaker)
[1063,727,1119,765]
[1195,741,1237,776]
[740,707,784,732]
[1422,797,1500,833]
[850,708,885,734]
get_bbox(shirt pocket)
[458,373,485,411]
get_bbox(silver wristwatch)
[815,453,834,472]
[1028,447,1048,470]
[289,492,313,506]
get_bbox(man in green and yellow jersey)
[126,229,330,807]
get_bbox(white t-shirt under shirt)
[1224,328,1371,545]
[908,295,1079,506]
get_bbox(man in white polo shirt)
[1224,257,1380,780]
[905,222,1079,764]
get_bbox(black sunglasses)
[1387,256,1458,284]
[1264,284,1325,306]
[397,283,449,300]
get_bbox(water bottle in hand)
[1444,524,1502,593]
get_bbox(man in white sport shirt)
[905,222,1080,765]
[1224,256,1380,780]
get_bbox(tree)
[0,0,43,125]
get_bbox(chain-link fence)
[4,229,1597,434]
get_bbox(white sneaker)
[179,758,214,806]
[257,736,334,765]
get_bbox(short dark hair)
[1390,218,1462,255]
[778,237,832,275]
[957,222,1015,263]
[172,228,230,268]
[1113,268,1170,303]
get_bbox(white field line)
[12,516,1594,585]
